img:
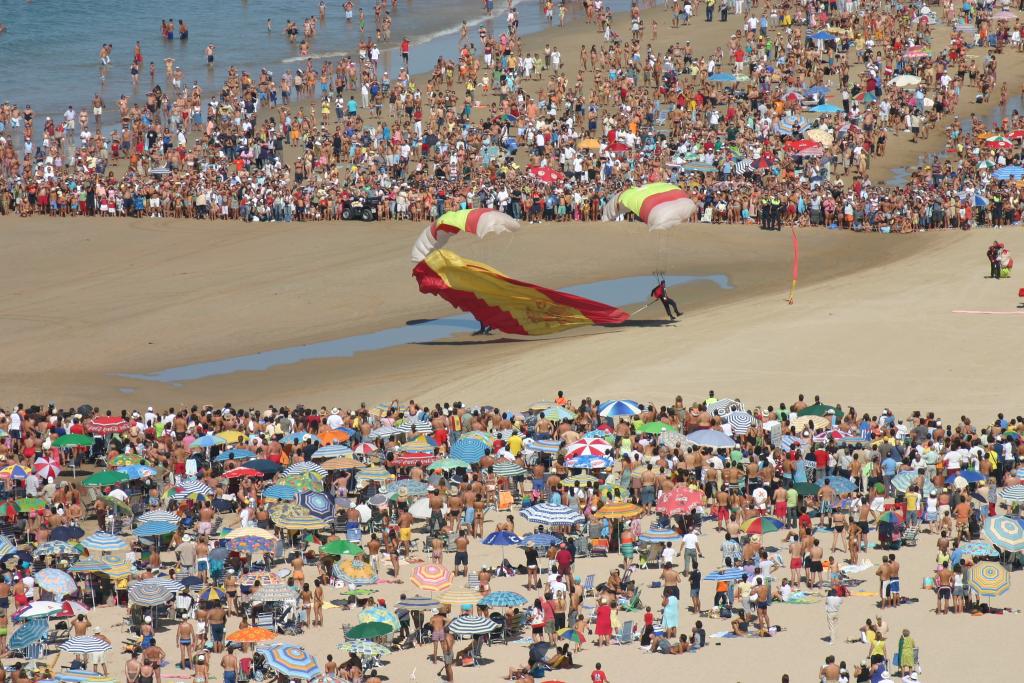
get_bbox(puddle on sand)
[119,274,732,383]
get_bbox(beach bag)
[719,606,731,618]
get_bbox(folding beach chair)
[614,619,635,645]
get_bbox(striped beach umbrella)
[336,559,378,586]
[556,627,586,644]
[687,429,737,449]
[117,464,159,480]
[103,561,133,580]
[400,436,436,454]
[726,411,755,435]
[298,491,334,519]
[518,533,562,548]
[138,511,180,525]
[396,595,441,611]
[0,534,15,558]
[528,439,562,454]
[563,473,599,487]
[968,562,1010,598]
[137,578,185,593]
[709,399,743,417]
[133,521,177,537]
[283,462,329,478]
[228,536,276,553]
[370,426,402,439]
[597,400,641,418]
[322,456,364,471]
[983,515,1024,552]
[430,458,470,471]
[239,571,284,587]
[452,438,488,463]
[128,582,172,606]
[33,458,62,479]
[251,585,299,602]
[479,591,527,607]
[14,601,63,619]
[36,568,77,597]
[358,606,401,631]
[314,445,355,460]
[998,484,1024,502]
[740,516,786,534]
[167,479,214,499]
[639,527,683,543]
[69,558,112,573]
[197,587,227,602]
[263,485,299,501]
[60,636,112,653]
[565,455,613,469]
[0,465,30,480]
[520,503,585,526]
[9,618,48,649]
[256,643,321,680]
[227,626,277,643]
[411,564,453,592]
[352,442,378,455]
[271,510,326,531]
[449,615,498,636]
[81,531,130,553]
[337,639,391,658]
[438,587,483,606]
[493,461,527,477]
[225,527,276,540]
[33,541,81,557]
[566,438,612,458]
[355,467,393,483]
[594,501,643,520]
[543,406,576,421]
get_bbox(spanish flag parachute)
[413,250,628,336]
[601,182,698,230]
[410,208,521,263]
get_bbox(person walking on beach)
[651,279,682,321]
[988,240,1004,279]
[824,588,842,643]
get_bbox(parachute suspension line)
[787,225,800,305]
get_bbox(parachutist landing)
[472,322,493,335]
[650,279,682,321]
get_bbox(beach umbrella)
[224,467,263,479]
[33,541,80,558]
[116,464,159,480]
[336,559,378,586]
[805,128,834,147]
[191,434,226,449]
[225,526,275,540]
[322,456,364,471]
[983,516,1024,552]
[355,467,393,483]
[393,451,439,467]
[57,600,91,617]
[998,484,1024,502]
[345,622,393,639]
[827,477,858,494]
[449,615,498,636]
[566,438,612,458]
[890,472,934,496]
[228,536,276,553]
[263,484,299,501]
[775,114,810,135]
[257,643,321,680]
[239,571,284,587]
[452,438,489,463]
[520,503,585,526]
[808,104,843,113]
[708,72,737,82]
[411,564,454,592]
[527,165,565,184]
[87,416,129,435]
[197,587,227,602]
[708,399,743,417]
[314,445,356,460]
[138,578,185,593]
[298,491,334,519]
[563,473,599,487]
[53,434,95,448]
[518,533,562,548]
[167,478,215,499]
[493,461,527,477]
[138,510,179,525]
[380,479,431,501]
[271,509,326,531]
[9,618,48,649]
[216,430,245,444]
[60,636,112,654]
[480,591,528,607]
[215,448,257,462]
[247,459,283,475]
[283,462,329,478]
[946,470,985,485]
[16,601,63,619]
[133,521,177,537]
[557,627,586,644]
[228,626,277,643]
[102,560,133,580]
[33,458,62,479]
[638,528,683,544]
[251,585,299,602]
[687,429,737,449]
[808,31,835,40]
[483,531,522,546]
[16,498,47,513]
[793,482,820,497]
[0,534,14,558]
[594,501,643,520]
[565,455,613,469]
[278,473,324,492]
[528,439,563,454]
[359,606,401,631]
[128,582,172,606]
[36,568,77,597]
[337,639,391,658]
[704,568,746,581]
[952,541,999,566]
[396,595,440,611]
[0,464,30,480]
[598,400,641,418]
[543,406,576,421]
[370,425,402,439]
[877,511,902,524]
[430,458,470,472]
[726,411,755,435]
[993,165,1024,180]
[400,436,437,455]
[968,562,1010,599]
[323,540,363,556]
[798,404,838,418]
[438,586,483,606]
[280,432,315,444]
[739,516,786,534]
[657,487,702,515]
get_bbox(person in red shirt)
[590,663,609,683]
[400,37,410,66]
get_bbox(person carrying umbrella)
[650,279,682,321]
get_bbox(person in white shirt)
[661,543,677,567]
[326,408,345,430]
[681,531,702,575]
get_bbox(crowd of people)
[2,1,1024,231]
[0,389,1022,681]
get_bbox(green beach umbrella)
[84,471,129,487]
[323,540,363,557]
[431,458,470,471]
[53,434,95,447]
[638,421,677,434]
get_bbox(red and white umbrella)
[656,486,703,515]
[223,467,263,479]
[33,458,62,479]
[528,165,566,184]
[986,136,1013,149]
[393,452,439,467]
[352,443,377,456]
[566,438,612,458]
[87,416,129,435]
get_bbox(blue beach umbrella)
[483,531,522,546]
[452,438,489,463]
[809,104,843,113]
[479,591,528,607]
[708,72,737,82]
[133,521,177,537]
[518,533,562,548]
[264,485,299,501]
[993,165,1024,180]
[809,31,836,40]
[597,400,641,418]
[81,531,130,553]
[9,617,48,649]
[638,528,683,543]
[256,643,321,680]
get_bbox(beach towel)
[709,631,739,639]
[783,592,822,604]
[839,560,874,574]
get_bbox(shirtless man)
[819,655,841,683]
[454,532,469,576]
[430,611,447,662]
[875,558,891,609]
[886,553,901,608]
[398,509,414,556]
[176,618,195,668]
[660,562,681,598]
[220,647,239,683]
[752,578,770,632]
[808,538,824,588]
[934,561,953,614]
[207,601,226,653]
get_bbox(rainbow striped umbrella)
[411,564,453,592]
[639,527,683,543]
[593,501,643,520]
[739,516,786,534]
[556,627,587,644]
[0,465,30,480]
[968,561,1010,598]
[256,643,321,680]
[983,515,1024,552]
